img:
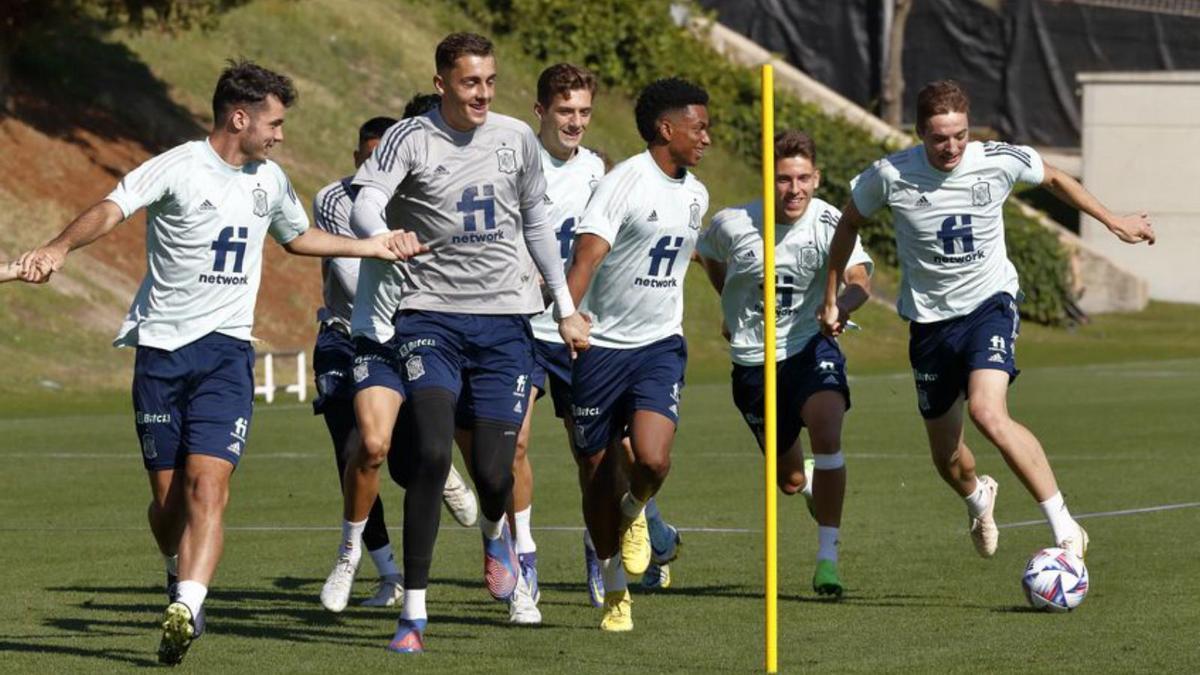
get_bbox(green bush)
[457,0,1072,323]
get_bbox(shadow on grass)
[5,17,205,178]
[0,641,157,668]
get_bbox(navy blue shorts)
[731,334,850,454]
[909,292,1020,419]
[570,335,687,456]
[531,339,573,419]
[312,324,357,415]
[132,332,255,471]
[351,335,407,398]
[395,311,534,428]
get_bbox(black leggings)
[392,388,520,589]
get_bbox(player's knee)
[967,400,1008,437]
[637,452,671,484]
[186,473,228,512]
[357,432,391,469]
[471,421,519,501]
[513,432,529,463]
[778,471,804,495]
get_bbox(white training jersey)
[349,257,406,343]
[312,177,360,329]
[850,140,1044,323]
[529,144,605,343]
[107,139,309,351]
[574,150,709,349]
[698,197,873,366]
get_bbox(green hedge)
[457,0,1072,323]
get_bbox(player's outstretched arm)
[17,200,126,283]
[1042,164,1155,245]
[282,227,427,261]
[819,202,867,336]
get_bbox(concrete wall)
[1079,72,1200,306]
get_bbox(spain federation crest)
[496,147,518,174]
[252,187,269,217]
[971,181,992,206]
[800,245,820,269]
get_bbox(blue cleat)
[640,561,671,590]
[387,618,426,654]
[483,523,520,601]
[650,522,682,565]
[584,535,604,608]
[518,552,540,605]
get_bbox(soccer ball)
[1021,547,1089,612]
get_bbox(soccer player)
[312,113,478,613]
[347,33,588,653]
[517,63,681,608]
[15,61,425,665]
[566,77,710,631]
[819,80,1155,561]
[698,130,872,597]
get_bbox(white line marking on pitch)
[4,503,1195,534]
[998,501,1200,529]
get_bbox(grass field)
[2,357,1197,673]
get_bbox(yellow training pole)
[761,63,778,674]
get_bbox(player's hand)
[377,230,429,260]
[817,300,845,337]
[1108,213,1155,245]
[558,311,591,358]
[16,244,67,283]
[720,319,731,342]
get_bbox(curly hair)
[634,77,708,143]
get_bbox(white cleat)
[1059,523,1089,560]
[442,465,479,527]
[508,574,542,625]
[320,554,360,613]
[360,574,404,607]
[968,475,999,558]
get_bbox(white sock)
[964,479,992,518]
[599,555,627,593]
[369,543,400,579]
[513,507,536,554]
[584,528,596,551]
[817,526,840,562]
[174,580,207,618]
[619,492,646,520]
[800,479,813,499]
[339,518,367,562]
[164,554,179,577]
[400,588,426,621]
[480,514,504,541]
[1039,491,1077,544]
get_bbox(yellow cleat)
[620,511,651,576]
[600,589,633,632]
